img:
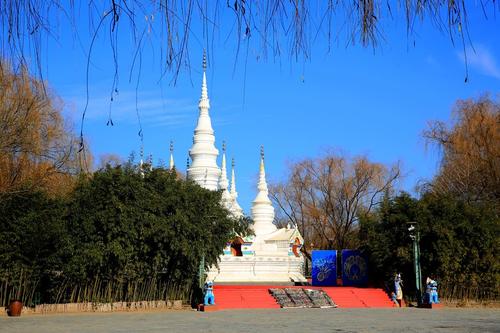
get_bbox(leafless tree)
[0,60,90,196]
[270,150,401,254]
[424,95,500,210]
[98,153,124,169]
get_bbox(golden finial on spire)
[202,49,207,71]
[232,157,235,168]
[170,140,174,153]
[260,145,265,160]
[222,140,226,153]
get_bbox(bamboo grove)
[0,164,250,306]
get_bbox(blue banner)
[341,250,368,286]
[312,250,337,286]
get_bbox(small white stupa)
[218,142,233,211]
[229,158,244,218]
[251,146,278,237]
[205,147,305,283]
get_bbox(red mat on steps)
[211,285,394,310]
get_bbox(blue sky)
[36,3,500,211]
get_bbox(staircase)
[352,288,396,307]
[323,287,394,308]
[322,287,367,308]
[213,285,281,310]
[210,285,394,310]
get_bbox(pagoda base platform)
[210,281,297,286]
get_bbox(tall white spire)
[169,140,175,170]
[187,49,221,190]
[251,146,277,236]
[219,142,229,190]
[230,158,243,218]
[139,145,145,177]
[219,142,233,211]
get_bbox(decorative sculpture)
[425,277,439,304]
[394,273,403,307]
[204,281,215,305]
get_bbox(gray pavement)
[1,308,499,333]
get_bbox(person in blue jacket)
[426,277,439,304]
[204,281,215,305]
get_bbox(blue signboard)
[312,250,337,286]
[341,250,368,286]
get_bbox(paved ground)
[1,308,499,333]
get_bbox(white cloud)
[459,45,500,80]
[63,88,195,127]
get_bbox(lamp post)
[407,221,422,306]
[198,255,205,289]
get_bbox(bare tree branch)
[270,150,401,250]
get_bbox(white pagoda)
[183,51,306,284]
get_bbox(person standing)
[394,273,403,307]
[204,281,215,305]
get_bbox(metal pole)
[413,235,421,305]
[408,222,422,306]
[416,230,422,305]
[199,255,205,289]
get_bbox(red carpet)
[212,285,394,310]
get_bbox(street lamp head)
[408,225,415,232]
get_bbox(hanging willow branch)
[0,1,496,170]
[1,1,495,79]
